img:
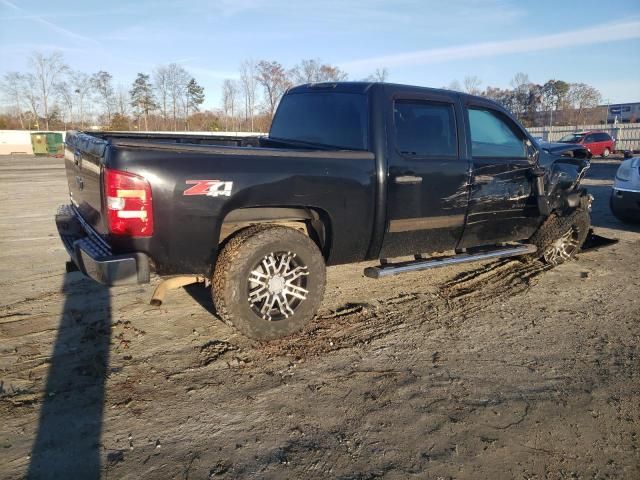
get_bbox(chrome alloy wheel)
[543,227,580,265]
[247,252,309,320]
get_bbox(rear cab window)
[394,100,458,157]
[269,92,368,150]
[467,108,527,158]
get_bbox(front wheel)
[602,148,611,158]
[526,208,591,266]
[212,225,326,340]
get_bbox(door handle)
[73,150,81,166]
[394,175,423,185]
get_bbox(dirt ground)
[0,155,638,479]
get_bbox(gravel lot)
[1,155,639,479]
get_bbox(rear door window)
[467,108,527,158]
[394,100,457,157]
[270,92,368,150]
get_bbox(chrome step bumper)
[55,204,150,286]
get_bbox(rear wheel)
[526,208,590,266]
[212,225,326,340]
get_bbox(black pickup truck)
[56,82,592,339]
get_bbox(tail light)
[104,168,154,237]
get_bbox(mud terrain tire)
[526,208,591,266]
[213,225,326,340]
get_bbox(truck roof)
[287,81,460,99]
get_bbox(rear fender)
[218,207,331,259]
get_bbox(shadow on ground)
[27,273,111,480]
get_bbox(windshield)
[269,92,368,150]
[559,133,585,144]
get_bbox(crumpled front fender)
[537,144,591,213]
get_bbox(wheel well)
[219,207,331,259]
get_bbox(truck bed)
[88,131,263,148]
[63,130,377,277]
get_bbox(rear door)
[458,102,540,248]
[596,132,613,153]
[379,90,470,258]
[64,133,108,233]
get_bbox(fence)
[527,123,640,151]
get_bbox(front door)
[458,103,540,248]
[379,93,470,259]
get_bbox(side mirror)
[526,139,539,163]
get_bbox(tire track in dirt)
[93,258,553,389]
[250,259,551,361]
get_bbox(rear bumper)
[55,204,150,285]
[610,188,640,221]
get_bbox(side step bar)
[364,244,537,279]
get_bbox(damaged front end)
[535,143,592,215]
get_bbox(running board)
[364,244,537,279]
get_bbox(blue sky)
[1,0,639,109]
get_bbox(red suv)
[558,130,615,157]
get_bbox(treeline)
[0,51,381,132]
[446,74,604,127]
[0,51,604,132]
[217,59,370,132]
[0,51,207,131]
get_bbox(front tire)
[212,225,326,340]
[602,148,610,158]
[527,208,591,266]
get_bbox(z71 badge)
[184,180,233,197]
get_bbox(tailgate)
[64,132,109,234]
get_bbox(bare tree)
[366,68,389,82]
[55,80,74,129]
[23,74,41,128]
[165,63,189,131]
[153,66,170,127]
[29,51,68,130]
[255,60,291,118]
[463,75,482,95]
[567,83,601,126]
[290,59,348,84]
[1,72,26,128]
[91,71,115,123]
[70,71,92,128]
[509,72,532,120]
[240,60,258,131]
[445,80,462,91]
[510,72,530,90]
[222,79,239,131]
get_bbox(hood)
[536,141,592,166]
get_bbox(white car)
[611,156,640,223]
